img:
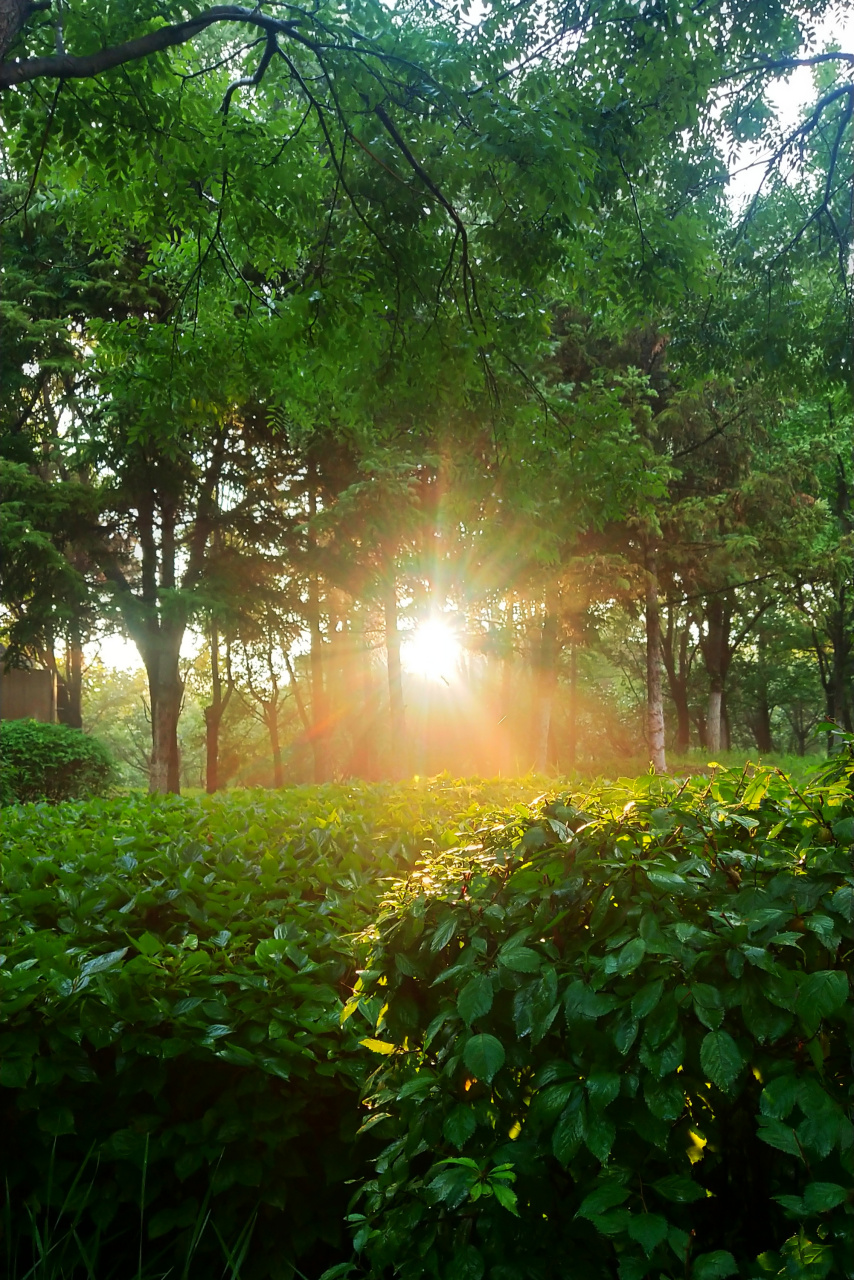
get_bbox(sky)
[728,7,854,205]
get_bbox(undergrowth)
[1,754,852,1279]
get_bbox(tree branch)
[0,5,304,89]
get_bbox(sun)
[401,618,461,684]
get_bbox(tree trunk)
[146,637,184,794]
[567,641,578,768]
[499,652,514,773]
[267,705,283,789]
[384,578,406,777]
[673,685,691,753]
[644,545,667,773]
[660,605,692,752]
[830,593,852,732]
[204,623,235,794]
[0,0,33,61]
[204,705,219,794]
[306,470,328,783]
[706,681,723,755]
[702,596,729,757]
[65,633,84,729]
[753,692,773,753]
[532,603,559,773]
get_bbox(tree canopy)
[1,0,852,789]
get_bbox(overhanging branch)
[0,4,306,89]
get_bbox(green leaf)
[203,1024,232,1040]
[797,1101,843,1159]
[756,1116,802,1158]
[613,1013,640,1055]
[443,1104,476,1149]
[552,1092,586,1165]
[604,937,646,975]
[802,1182,848,1213]
[760,1074,799,1120]
[631,979,664,1019]
[463,1033,505,1084]
[446,1243,484,1280]
[699,1030,744,1090]
[565,980,619,1021]
[0,1058,33,1088]
[774,1194,806,1215]
[430,911,458,952]
[831,816,854,842]
[651,1175,706,1204]
[457,974,493,1025]
[644,1076,685,1121]
[80,947,128,978]
[619,1256,651,1280]
[577,1183,630,1218]
[586,1071,621,1109]
[628,1213,669,1254]
[498,940,541,973]
[796,970,848,1020]
[492,1182,520,1216]
[585,1112,616,1162]
[692,1251,737,1279]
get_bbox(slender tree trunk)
[830,595,852,732]
[644,545,667,773]
[350,612,379,781]
[706,682,723,755]
[499,652,514,773]
[384,577,406,777]
[753,692,773,753]
[567,641,578,768]
[532,601,559,773]
[65,632,84,729]
[721,695,732,752]
[204,705,219,794]
[284,651,312,736]
[308,577,328,781]
[673,684,690,753]
[267,705,283,788]
[306,472,328,783]
[702,597,728,757]
[794,723,808,756]
[661,606,692,752]
[204,623,233,794]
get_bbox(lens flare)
[401,618,461,684]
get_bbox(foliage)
[0,719,114,805]
[2,759,854,1275]
[0,778,543,1278]
[351,753,854,1280]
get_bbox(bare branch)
[221,29,277,115]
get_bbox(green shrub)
[3,762,853,1280]
[0,718,115,804]
[352,757,854,1280]
[0,782,535,1279]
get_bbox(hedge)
[352,752,854,1280]
[1,758,853,1279]
[0,718,115,804]
[0,780,536,1279]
